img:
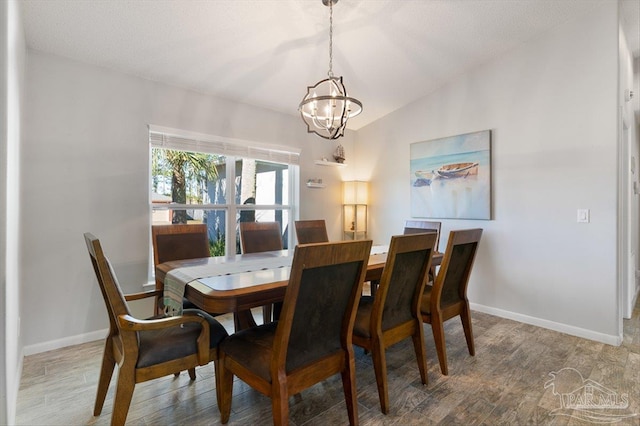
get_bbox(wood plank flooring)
[16,299,639,425]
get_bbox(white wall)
[1,0,25,423]
[0,3,8,422]
[619,6,640,319]
[22,50,354,353]
[356,3,621,343]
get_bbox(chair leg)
[218,355,234,424]
[111,363,136,426]
[188,367,197,380]
[272,302,283,321]
[430,315,449,376]
[370,280,379,297]
[271,376,289,426]
[213,360,224,414]
[93,339,116,416]
[371,339,389,414]
[460,305,475,356]
[411,322,429,386]
[340,353,360,425]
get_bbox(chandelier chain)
[328,0,333,77]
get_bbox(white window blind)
[148,125,300,165]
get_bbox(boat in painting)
[413,162,478,186]
[434,162,478,178]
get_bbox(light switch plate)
[577,209,590,223]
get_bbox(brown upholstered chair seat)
[353,296,374,338]
[420,287,433,314]
[137,309,228,368]
[219,322,278,382]
[419,286,459,316]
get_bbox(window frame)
[149,125,300,258]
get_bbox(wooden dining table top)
[155,246,442,315]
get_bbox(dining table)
[156,245,443,330]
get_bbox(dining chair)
[420,228,483,375]
[403,220,441,252]
[239,221,284,323]
[151,224,210,314]
[239,221,283,253]
[217,239,373,426]
[404,220,442,283]
[352,232,437,414]
[84,233,228,426]
[294,219,329,244]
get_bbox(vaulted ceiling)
[21,0,640,130]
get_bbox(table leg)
[233,309,258,331]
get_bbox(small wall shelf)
[306,182,326,189]
[315,160,347,167]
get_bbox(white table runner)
[163,244,388,315]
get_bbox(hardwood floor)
[16,299,639,425]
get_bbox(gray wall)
[21,50,355,352]
[356,2,623,341]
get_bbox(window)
[149,126,300,257]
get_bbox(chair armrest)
[117,313,211,365]
[117,313,206,331]
[124,289,162,302]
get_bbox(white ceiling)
[21,0,640,130]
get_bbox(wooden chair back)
[421,228,483,375]
[239,221,283,254]
[239,221,285,323]
[151,224,210,312]
[352,232,436,413]
[403,220,441,251]
[294,219,329,244]
[279,240,371,374]
[218,239,373,425]
[372,233,437,333]
[85,233,133,341]
[151,224,210,267]
[433,228,482,312]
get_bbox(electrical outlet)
[577,209,590,223]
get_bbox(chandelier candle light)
[299,0,362,140]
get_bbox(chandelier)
[299,0,362,140]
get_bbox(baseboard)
[470,302,623,346]
[23,329,108,356]
[22,302,626,356]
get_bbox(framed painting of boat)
[410,130,491,220]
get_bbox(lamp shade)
[343,181,368,205]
